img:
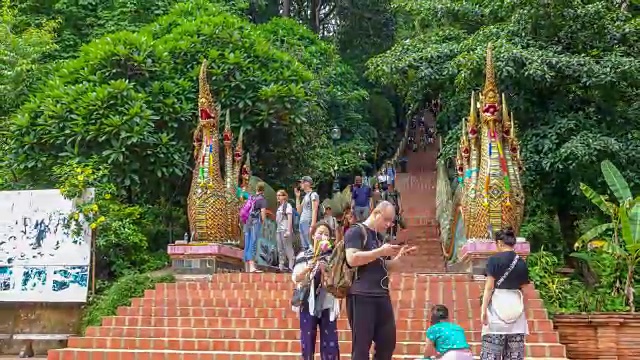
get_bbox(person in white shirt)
[275,189,295,271]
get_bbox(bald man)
[343,202,418,360]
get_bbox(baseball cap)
[300,176,313,184]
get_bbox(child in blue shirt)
[420,304,473,360]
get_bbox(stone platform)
[168,243,245,274]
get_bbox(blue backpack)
[289,201,301,233]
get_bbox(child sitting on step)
[417,304,473,360]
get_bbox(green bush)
[80,272,175,333]
[52,159,170,279]
[6,1,317,202]
[528,249,628,315]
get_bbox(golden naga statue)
[455,44,525,239]
[186,60,244,243]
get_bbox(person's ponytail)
[498,226,517,246]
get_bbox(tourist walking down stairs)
[351,176,372,222]
[480,227,529,360]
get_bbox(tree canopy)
[368,0,640,249]
[4,0,379,202]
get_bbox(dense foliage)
[0,0,397,307]
[528,249,629,315]
[3,0,638,319]
[4,0,380,202]
[368,0,640,252]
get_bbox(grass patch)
[80,272,175,334]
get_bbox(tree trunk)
[626,259,635,312]
[557,204,577,251]
[558,203,599,287]
[620,0,629,12]
[310,0,320,33]
[282,0,291,17]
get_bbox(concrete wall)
[0,303,82,355]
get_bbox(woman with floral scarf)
[291,220,340,360]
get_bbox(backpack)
[384,191,400,212]
[291,204,301,233]
[318,202,326,220]
[240,195,257,224]
[303,191,322,220]
[322,223,368,299]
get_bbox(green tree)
[0,0,58,118]
[0,0,58,190]
[367,0,640,249]
[14,0,185,59]
[336,0,395,75]
[4,0,373,202]
[257,17,374,183]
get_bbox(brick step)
[401,201,436,209]
[404,243,444,253]
[150,279,498,292]
[190,273,477,283]
[143,290,502,301]
[153,277,491,291]
[131,297,544,309]
[401,211,436,219]
[48,349,569,360]
[163,273,473,285]
[101,316,555,332]
[401,231,439,237]
[85,326,560,343]
[115,306,549,320]
[404,217,437,227]
[141,291,545,307]
[407,249,444,258]
[65,337,566,357]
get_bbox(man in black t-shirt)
[344,201,418,360]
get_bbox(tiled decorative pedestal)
[449,238,531,275]
[167,242,244,275]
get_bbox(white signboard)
[0,189,92,303]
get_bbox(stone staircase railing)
[375,121,410,179]
[435,136,455,261]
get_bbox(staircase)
[394,142,445,272]
[49,273,567,359]
[47,134,568,359]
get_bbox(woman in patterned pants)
[291,221,340,359]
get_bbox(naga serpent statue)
[186,60,244,244]
[445,44,526,258]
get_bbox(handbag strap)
[496,254,520,287]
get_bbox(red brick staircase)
[394,142,444,273]
[48,143,568,359]
[49,273,567,359]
